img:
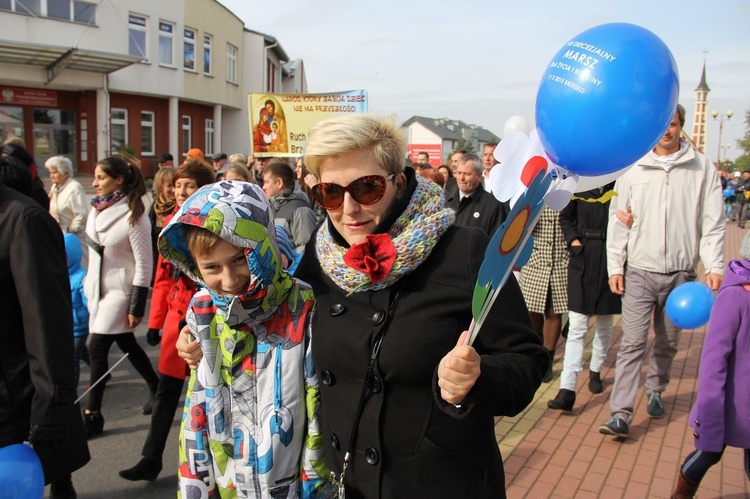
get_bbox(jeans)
[559,312,615,391]
[86,332,159,413]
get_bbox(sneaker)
[646,391,665,418]
[598,416,629,437]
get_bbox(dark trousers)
[73,335,89,388]
[142,373,185,461]
[739,202,749,227]
[86,332,158,412]
[681,447,750,483]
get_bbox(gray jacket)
[607,144,725,276]
[269,183,318,252]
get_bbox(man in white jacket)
[599,104,725,438]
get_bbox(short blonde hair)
[183,225,223,259]
[229,153,247,165]
[304,114,406,177]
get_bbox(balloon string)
[74,353,130,405]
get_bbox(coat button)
[694,420,700,427]
[320,369,335,386]
[329,304,346,316]
[365,447,379,465]
[371,311,385,325]
[330,433,340,450]
[369,375,382,393]
[693,432,700,439]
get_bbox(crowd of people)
[0,103,746,499]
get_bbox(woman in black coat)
[177,115,549,498]
[296,114,548,498]
[548,183,622,411]
[0,174,90,498]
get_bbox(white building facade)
[0,0,306,176]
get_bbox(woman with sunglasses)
[296,114,547,497]
[177,114,548,497]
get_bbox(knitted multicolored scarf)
[316,174,455,293]
[91,189,125,212]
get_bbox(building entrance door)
[32,108,76,171]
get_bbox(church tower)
[691,61,710,153]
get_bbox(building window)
[141,111,155,155]
[158,21,174,66]
[14,0,41,16]
[0,106,25,144]
[226,43,237,84]
[1,0,95,22]
[128,14,147,59]
[205,119,214,157]
[181,116,191,155]
[183,28,196,71]
[72,1,94,23]
[203,34,212,75]
[111,108,128,153]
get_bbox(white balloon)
[503,116,531,137]
[574,165,633,193]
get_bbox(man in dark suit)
[444,152,507,236]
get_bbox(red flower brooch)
[343,233,397,282]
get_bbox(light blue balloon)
[0,443,45,499]
[666,282,715,330]
[536,23,679,176]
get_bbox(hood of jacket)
[158,180,293,313]
[721,258,750,290]
[64,232,83,274]
[268,182,309,211]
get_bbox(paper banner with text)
[248,90,368,157]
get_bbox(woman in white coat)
[45,155,89,268]
[83,156,159,438]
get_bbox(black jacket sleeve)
[12,208,76,425]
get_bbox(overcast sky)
[220,0,749,162]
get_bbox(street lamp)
[711,109,734,170]
[721,143,730,166]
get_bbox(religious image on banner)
[253,96,289,153]
[248,90,368,157]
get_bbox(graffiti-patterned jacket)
[159,180,327,498]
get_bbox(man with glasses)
[444,152,506,236]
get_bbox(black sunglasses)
[311,174,395,210]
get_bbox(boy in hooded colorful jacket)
[158,181,327,498]
[672,231,750,498]
[64,232,89,388]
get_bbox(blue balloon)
[0,443,44,499]
[666,282,715,330]
[536,23,679,176]
[723,187,735,198]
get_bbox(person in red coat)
[119,159,215,481]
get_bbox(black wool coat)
[559,183,622,316]
[444,184,508,237]
[0,184,90,483]
[296,224,548,499]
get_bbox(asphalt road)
[61,324,183,499]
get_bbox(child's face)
[193,238,252,296]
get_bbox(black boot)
[547,389,576,412]
[119,457,163,481]
[543,349,555,383]
[83,411,104,439]
[588,371,603,394]
[50,475,76,499]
